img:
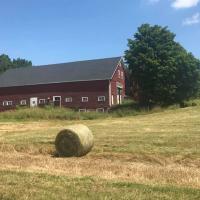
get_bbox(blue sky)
[0,0,199,65]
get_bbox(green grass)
[0,101,145,121]
[0,106,109,121]
[1,99,200,121]
[0,170,199,200]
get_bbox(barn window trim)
[53,96,61,101]
[121,71,124,79]
[118,70,121,78]
[39,99,46,104]
[65,97,72,103]
[20,99,27,105]
[3,101,13,106]
[98,96,106,102]
[81,97,88,102]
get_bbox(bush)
[179,99,200,108]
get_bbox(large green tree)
[125,24,200,106]
[0,54,32,74]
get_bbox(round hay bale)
[55,124,94,157]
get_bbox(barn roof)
[0,57,121,88]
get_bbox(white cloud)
[172,0,200,9]
[183,13,200,25]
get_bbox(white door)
[53,96,61,107]
[117,95,120,104]
[30,97,38,107]
[111,95,114,105]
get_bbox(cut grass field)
[0,106,200,199]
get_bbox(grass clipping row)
[55,124,94,157]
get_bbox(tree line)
[0,54,32,74]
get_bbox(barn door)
[30,97,38,107]
[117,88,122,104]
[53,96,61,107]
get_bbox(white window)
[3,101,13,106]
[118,70,121,78]
[81,97,88,102]
[20,100,27,105]
[121,71,124,79]
[8,101,12,106]
[39,99,46,104]
[111,95,114,105]
[53,96,61,102]
[79,109,87,112]
[96,108,104,112]
[98,96,106,102]
[65,97,72,103]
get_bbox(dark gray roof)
[0,57,121,88]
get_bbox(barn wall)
[110,62,126,105]
[0,80,110,111]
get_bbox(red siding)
[110,62,126,105]
[0,80,110,111]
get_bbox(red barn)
[0,57,126,112]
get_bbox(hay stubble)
[0,106,200,192]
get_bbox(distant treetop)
[0,54,32,74]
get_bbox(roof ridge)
[33,56,121,68]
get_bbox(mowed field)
[0,106,200,199]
